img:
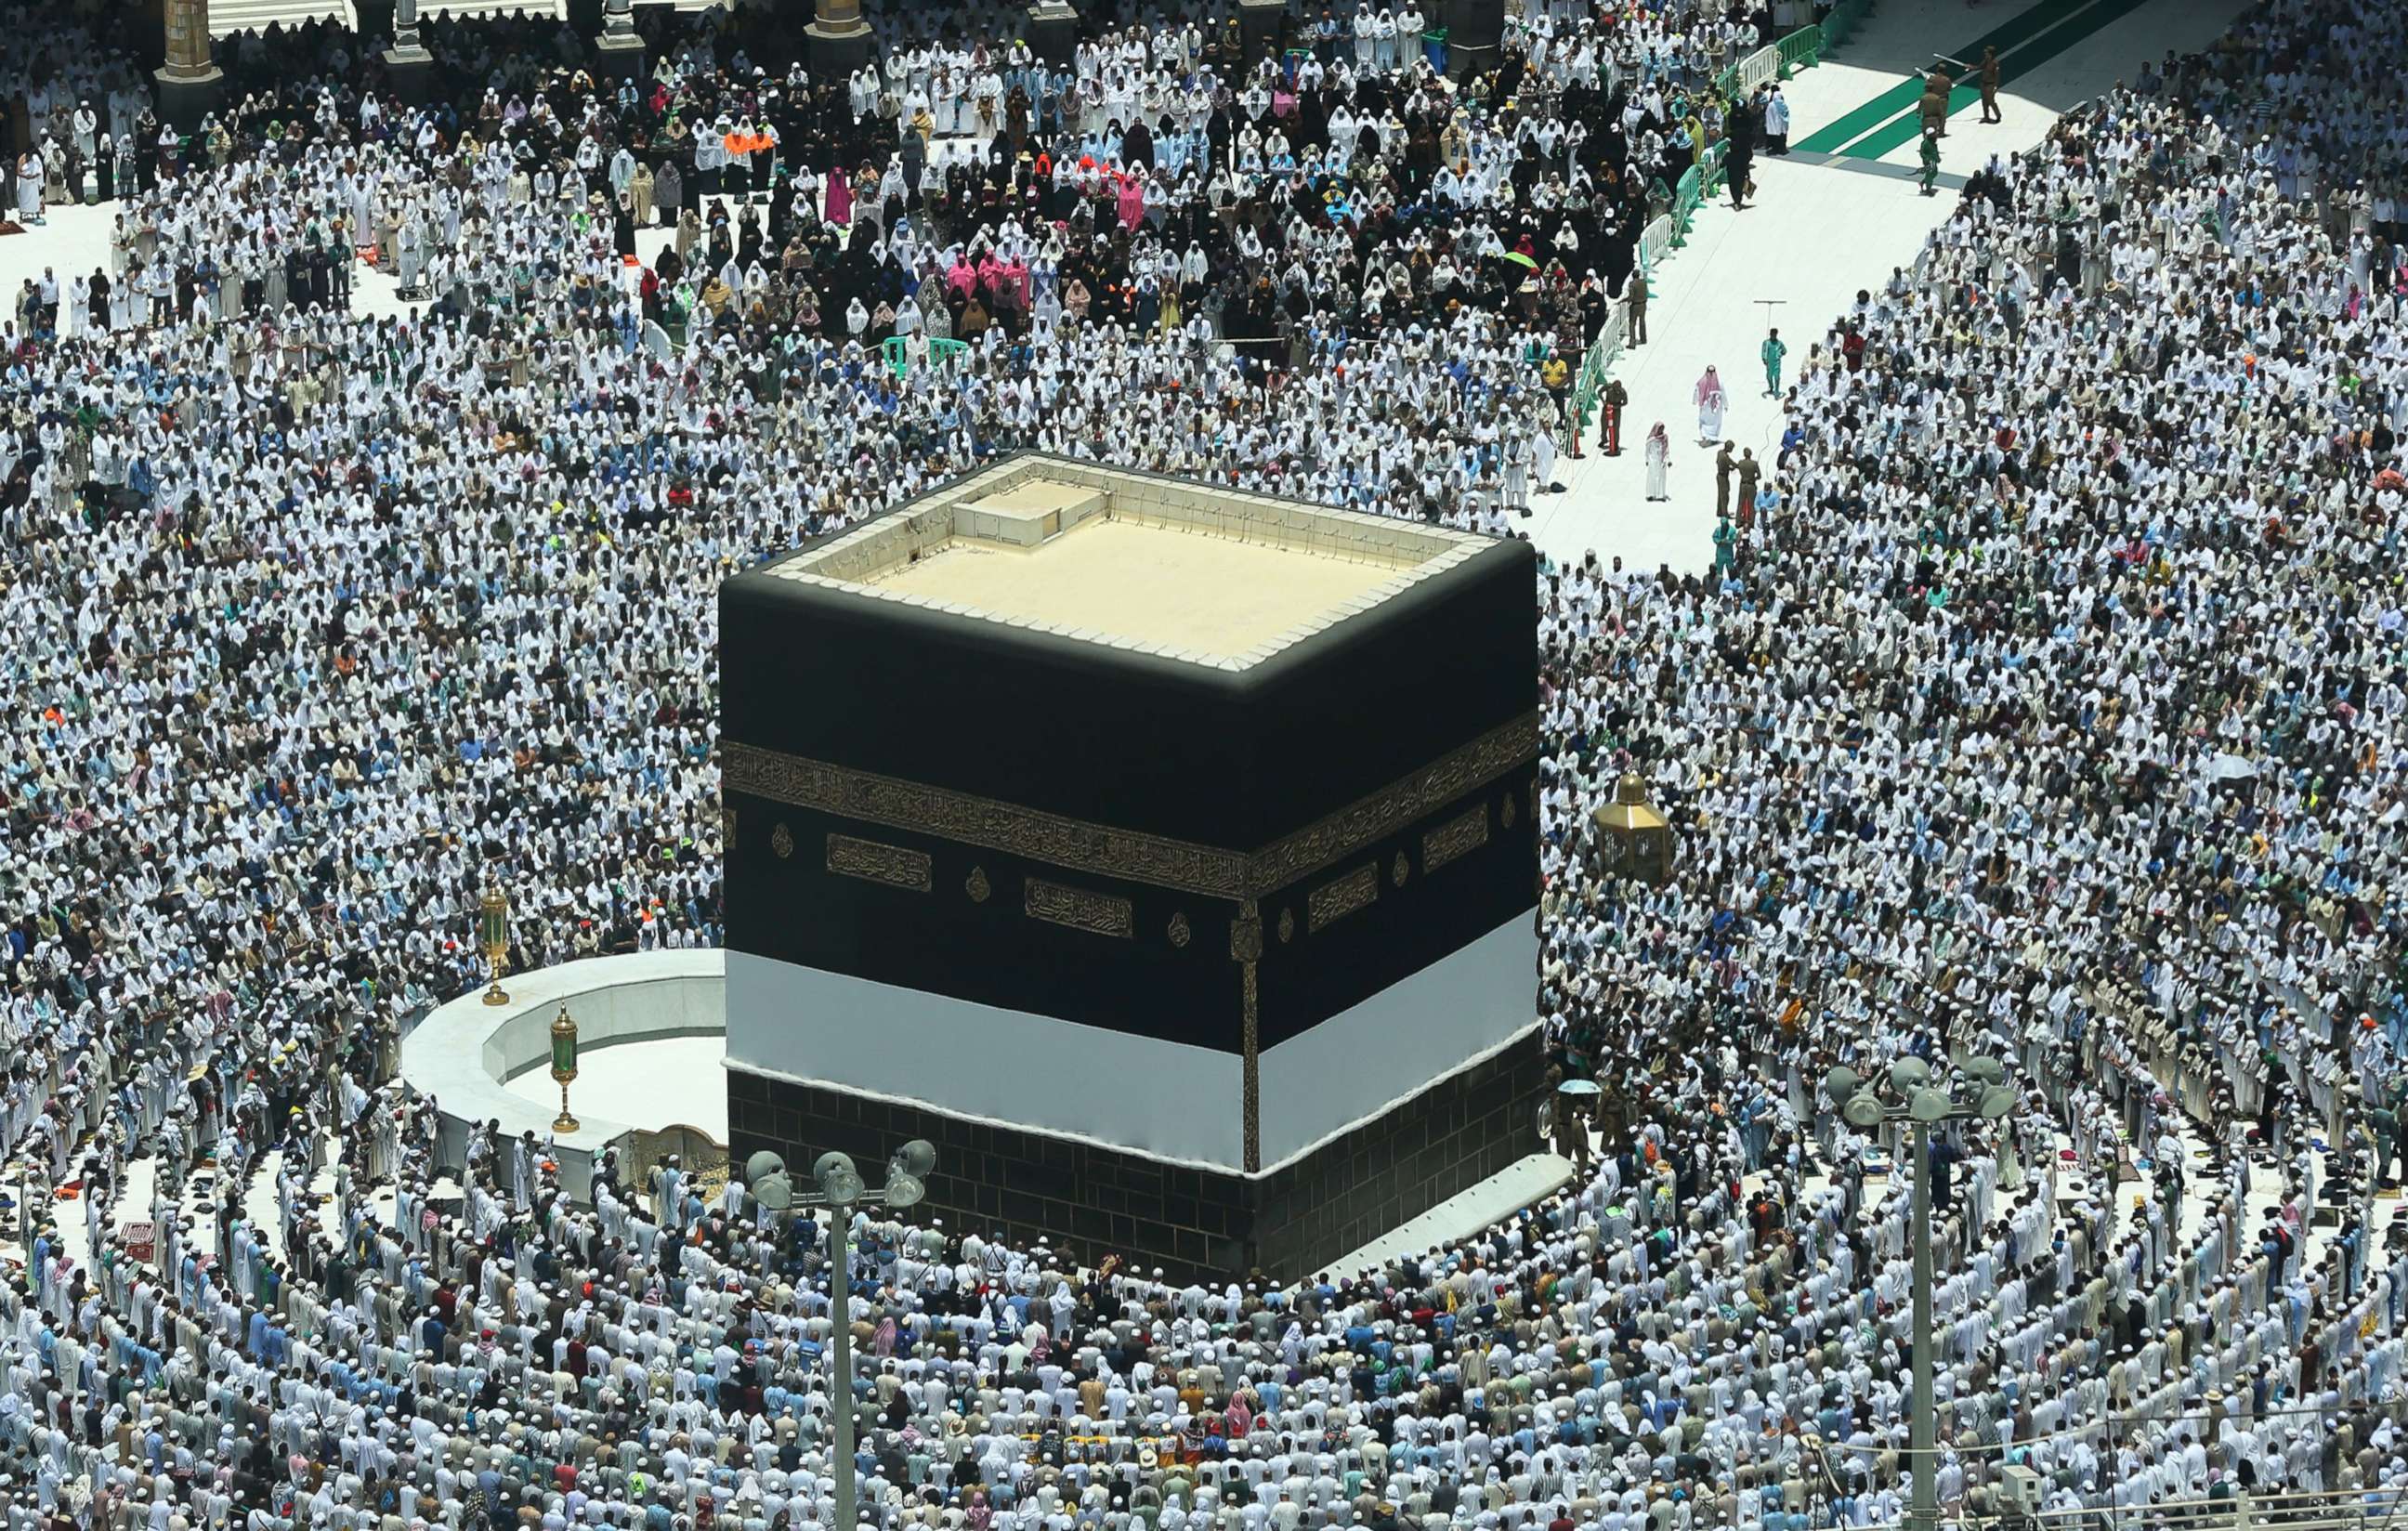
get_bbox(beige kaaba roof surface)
[766,458,1490,671]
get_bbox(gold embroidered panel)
[1306,863,1380,934]
[727,743,1250,896]
[1025,876,1134,937]
[825,833,933,892]
[724,711,1537,900]
[1422,804,1491,874]
[1244,713,1537,893]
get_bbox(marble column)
[154,0,224,130]
[384,0,433,106]
[806,0,874,78]
[594,0,646,75]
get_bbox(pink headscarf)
[1695,367,1722,404]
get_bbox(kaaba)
[721,455,1542,1279]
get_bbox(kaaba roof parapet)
[765,457,1491,672]
[723,451,1536,870]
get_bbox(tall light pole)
[745,1140,937,1531]
[1824,1053,2017,1531]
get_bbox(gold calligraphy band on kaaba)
[723,711,1538,901]
[1231,899,1264,1173]
[1024,876,1134,938]
[825,833,933,893]
[1421,803,1491,875]
[1306,863,1380,934]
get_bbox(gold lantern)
[479,883,512,1006]
[550,1004,581,1133]
[1591,773,1675,885]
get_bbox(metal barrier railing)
[881,334,968,377]
[1714,21,1824,102]
[1638,212,1675,274]
[1549,20,1804,454]
[1551,203,1668,453]
[1736,37,1784,93]
[1671,140,1731,244]
[1941,1485,2408,1531]
[1566,299,1626,446]
[1777,24,1823,74]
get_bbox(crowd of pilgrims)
[8,0,1797,529]
[1,0,2407,1527]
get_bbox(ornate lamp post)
[745,1141,937,1531]
[156,0,225,129]
[1591,772,1675,884]
[805,0,874,75]
[595,0,643,72]
[384,0,432,104]
[479,883,511,1006]
[550,1005,581,1133]
[1823,1053,2018,1531]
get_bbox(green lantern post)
[550,1004,581,1133]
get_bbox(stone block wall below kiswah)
[726,1031,1546,1281]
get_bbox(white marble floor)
[0,195,705,345]
[0,199,433,333]
[1326,1150,1577,1280]
[503,1034,732,1139]
[1525,0,2255,576]
[0,0,2329,1287]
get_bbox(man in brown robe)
[1921,66,1954,138]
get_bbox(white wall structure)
[401,950,726,1197]
[725,950,1246,1167]
[206,0,589,37]
[723,909,1536,1176]
[1255,915,1538,1168]
[504,1036,730,1139]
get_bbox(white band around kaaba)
[724,909,1537,1175]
